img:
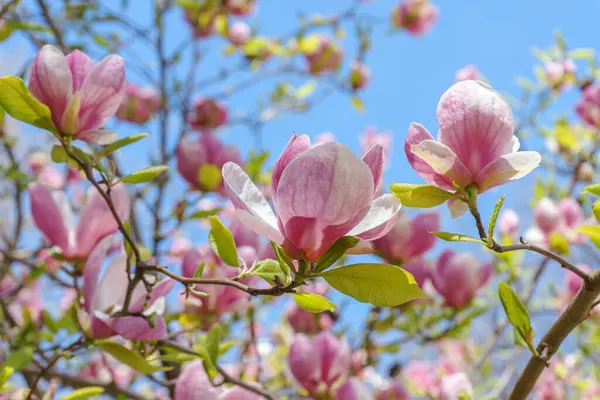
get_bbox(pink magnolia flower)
[222,134,401,261]
[350,61,370,91]
[405,81,541,217]
[36,248,62,273]
[38,165,66,189]
[28,151,50,173]
[557,264,592,312]
[336,378,372,400]
[181,247,251,316]
[288,332,351,397]
[29,183,130,260]
[392,0,438,36]
[304,35,343,75]
[360,126,392,169]
[431,250,492,308]
[116,83,161,124]
[176,133,243,194]
[228,21,251,46]
[377,380,409,400]
[455,64,481,82]
[167,236,193,262]
[439,373,474,400]
[188,98,228,132]
[83,239,174,340]
[175,360,263,400]
[525,197,585,246]
[8,280,43,325]
[371,211,439,264]
[532,369,566,400]
[576,83,600,128]
[498,208,520,238]
[224,0,255,16]
[544,59,576,90]
[79,354,133,386]
[29,45,125,144]
[286,282,335,334]
[403,360,438,397]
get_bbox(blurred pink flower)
[304,35,343,75]
[188,98,228,132]
[431,250,492,308]
[360,126,392,169]
[29,183,130,260]
[576,83,600,128]
[222,134,400,261]
[224,0,255,16]
[350,60,370,91]
[377,379,409,400]
[336,377,372,400]
[392,0,438,36]
[498,208,520,238]
[525,197,585,247]
[439,373,474,400]
[403,360,438,397]
[29,45,125,144]
[228,21,251,46]
[544,59,576,90]
[286,282,334,334]
[116,83,161,124]
[455,64,481,82]
[405,81,541,217]
[532,369,566,400]
[316,132,336,144]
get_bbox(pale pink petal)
[437,80,515,174]
[222,162,281,231]
[448,197,468,218]
[28,45,73,128]
[38,166,66,189]
[78,54,126,133]
[82,236,113,314]
[176,136,207,189]
[220,386,263,400]
[475,151,542,192]
[111,315,167,341]
[272,134,311,196]
[409,139,472,188]
[29,183,71,251]
[404,211,440,259]
[175,360,222,400]
[181,248,206,278]
[405,123,453,190]
[235,209,285,244]
[65,50,94,91]
[348,194,401,240]
[288,334,321,392]
[78,129,118,145]
[314,332,350,386]
[362,144,384,195]
[129,278,174,313]
[478,261,493,287]
[75,183,130,258]
[94,249,129,313]
[402,258,431,288]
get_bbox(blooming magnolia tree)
[1,1,600,399]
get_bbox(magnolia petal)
[82,236,113,314]
[235,209,285,244]
[348,194,401,240]
[78,129,118,145]
[271,134,311,196]
[409,139,472,188]
[65,50,94,91]
[362,144,385,195]
[404,211,441,259]
[405,123,454,190]
[129,278,174,313]
[94,248,129,313]
[288,334,321,391]
[175,360,223,400]
[89,316,115,339]
[447,197,468,219]
[78,54,126,132]
[29,45,73,127]
[223,162,280,228]
[111,315,168,341]
[29,183,72,252]
[475,151,542,193]
[344,239,376,255]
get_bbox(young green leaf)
[432,231,486,245]
[98,340,171,374]
[185,208,223,220]
[314,236,359,273]
[138,246,152,261]
[549,232,570,255]
[391,183,453,208]
[193,263,206,279]
[97,133,149,159]
[198,164,222,191]
[247,259,290,286]
[0,366,14,389]
[120,165,169,184]
[206,323,222,366]
[487,195,506,245]
[578,226,600,249]
[246,151,269,180]
[498,283,535,354]
[584,183,600,196]
[58,387,105,400]
[4,347,33,371]
[271,242,293,281]
[51,145,69,163]
[593,200,600,224]
[0,76,56,133]
[293,292,336,313]
[208,216,239,267]
[318,263,427,307]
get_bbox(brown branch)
[0,0,19,19]
[35,0,66,50]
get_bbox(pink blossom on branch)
[576,83,600,128]
[392,0,438,36]
[405,81,541,217]
[82,239,174,340]
[544,59,576,91]
[28,45,125,144]
[525,197,585,247]
[335,377,372,399]
[222,134,401,261]
[431,250,492,309]
[228,21,251,46]
[304,35,343,75]
[188,98,229,132]
[29,183,130,260]
[116,83,161,124]
[350,60,370,91]
[498,208,520,238]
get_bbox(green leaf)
[120,165,168,184]
[185,208,222,220]
[498,282,535,353]
[138,247,152,261]
[98,340,171,374]
[593,200,600,224]
[314,236,359,273]
[247,259,290,286]
[123,220,134,262]
[246,151,268,180]
[549,232,570,255]
[208,216,239,267]
[295,81,316,99]
[293,292,336,313]
[351,96,365,112]
[0,366,14,388]
[193,263,205,279]
[97,133,149,159]
[206,323,222,366]
[568,48,595,61]
[198,164,222,191]
[318,263,427,307]
[4,347,33,371]
[271,242,293,281]
[0,76,56,133]
[156,353,197,363]
[487,195,505,245]
[391,183,454,208]
[58,387,105,400]
[578,225,600,249]
[432,231,486,245]
[51,145,69,163]
[584,183,600,197]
